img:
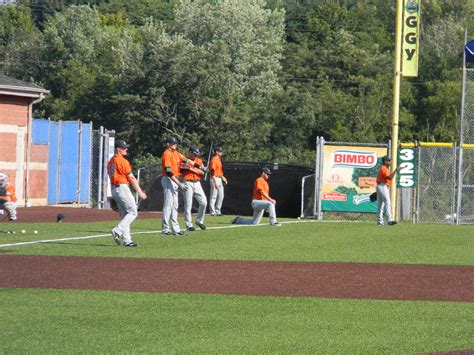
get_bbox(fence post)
[97,126,104,209]
[300,176,306,218]
[56,121,62,205]
[314,136,324,220]
[451,143,457,224]
[313,137,319,218]
[76,120,82,205]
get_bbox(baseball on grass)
[21,229,26,234]
[34,230,38,234]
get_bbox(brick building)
[0,74,49,206]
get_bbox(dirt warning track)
[0,255,472,302]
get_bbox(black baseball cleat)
[124,241,138,247]
[162,231,173,236]
[187,226,196,232]
[270,222,282,227]
[230,216,240,224]
[196,222,206,230]
[174,230,188,236]
[388,221,398,226]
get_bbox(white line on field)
[0,219,346,248]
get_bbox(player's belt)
[185,180,200,182]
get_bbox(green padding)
[322,193,377,213]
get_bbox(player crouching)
[0,172,17,221]
[231,167,281,227]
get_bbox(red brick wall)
[0,94,49,206]
[29,144,48,200]
[0,132,18,163]
[0,96,29,126]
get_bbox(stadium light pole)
[390,0,404,220]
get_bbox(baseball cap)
[167,137,178,144]
[189,145,201,156]
[262,167,272,175]
[382,155,391,163]
[214,146,223,153]
[115,140,129,149]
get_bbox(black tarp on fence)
[138,161,314,218]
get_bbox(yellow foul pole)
[391,0,403,220]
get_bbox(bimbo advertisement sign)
[322,145,388,213]
[331,150,378,169]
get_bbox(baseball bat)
[204,140,214,181]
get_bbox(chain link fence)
[457,146,474,224]
[416,145,457,224]
[302,138,469,224]
[456,68,474,224]
[90,128,114,209]
[461,69,474,144]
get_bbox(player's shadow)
[43,241,116,247]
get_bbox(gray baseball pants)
[376,183,393,225]
[2,201,17,220]
[111,184,137,244]
[161,176,181,233]
[233,199,277,225]
[183,180,207,228]
[209,177,224,215]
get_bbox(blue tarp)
[34,119,93,205]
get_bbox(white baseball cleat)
[111,228,122,246]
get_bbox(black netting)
[138,161,314,218]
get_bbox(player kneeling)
[230,167,281,227]
[0,172,17,221]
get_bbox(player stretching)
[181,145,207,231]
[376,156,399,226]
[231,167,281,226]
[108,140,147,247]
[209,146,227,216]
[161,137,206,235]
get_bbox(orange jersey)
[210,155,223,177]
[182,157,203,181]
[376,165,392,186]
[107,154,132,185]
[0,184,17,203]
[162,149,186,176]
[252,177,269,200]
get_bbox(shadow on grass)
[43,241,116,247]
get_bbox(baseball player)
[161,137,206,235]
[181,145,207,231]
[107,140,147,247]
[209,146,227,216]
[231,167,281,226]
[376,156,399,226]
[0,172,17,221]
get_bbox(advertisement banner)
[402,0,421,77]
[321,146,388,213]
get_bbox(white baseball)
[21,230,26,234]
[34,230,38,234]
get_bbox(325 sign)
[397,148,417,187]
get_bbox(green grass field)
[1,216,473,353]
